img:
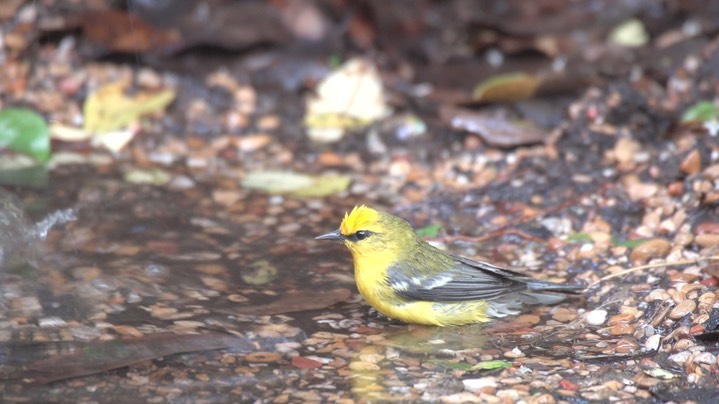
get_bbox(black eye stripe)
[347,230,372,242]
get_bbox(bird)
[315,205,583,326]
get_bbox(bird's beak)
[315,229,344,242]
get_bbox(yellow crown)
[340,205,380,235]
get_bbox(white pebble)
[644,334,661,351]
[586,309,608,326]
[668,351,691,363]
[463,377,497,391]
[693,352,718,365]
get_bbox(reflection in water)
[349,324,490,401]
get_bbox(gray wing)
[386,256,532,302]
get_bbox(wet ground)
[2,0,719,403]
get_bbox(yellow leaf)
[473,72,541,102]
[83,80,175,134]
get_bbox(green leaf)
[429,360,474,371]
[681,101,719,123]
[241,259,278,285]
[0,108,50,163]
[567,233,594,243]
[612,238,646,248]
[416,224,442,238]
[430,359,512,372]
[468,360,512,371]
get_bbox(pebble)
[551,307,577,322]
[615,338,639,353]
[348,361,381,371]
[38,317,67,328]
[630,238,671,263]
[441,392,483,403]
[585,310,607,326]
[644,334,661,351]
[693,352,717,365]
[608,323,636,336]
[679,149,701,175]
[463,377,498,392]
[694,234,719,248]
[668,351,691,364]
[237,134,271,152]
[245,352,283,363]
[504,347,525,358]
[674,339,695,350]
[668,299,696,320]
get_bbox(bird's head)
[315,205,417,258]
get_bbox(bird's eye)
[355,230,371,240]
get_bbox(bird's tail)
[526,281,585,295]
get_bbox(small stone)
[237,134,271,152]
[245,352,283,363]
[113,325,144,337]
[644,334,661,351]
[673,338,694,350]
[528,393,556,404]
[150,305,178,318]
[693,352,717,365]
[668,351,691,364]
[515,314,540,325]
[668,299,696,320]
[441,392,482,403]
[38,317,66,328]
[615,338,639,353]
[504,347,525,358]
[695,234,719,248]
[212,189,241,207]
[704,163,719,179]
[291,356,323,369]
[680,149,701,175]
[551,307,577,322]
[586,310,608,326]
[614,138,640,164]
[630,238,671,263]
[608,323,636,336]
[463,377,498,392]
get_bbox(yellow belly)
[352,250,492,326]
[355,269,489,326]
[375,299,491,326]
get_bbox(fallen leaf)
[643,368,676,380]
[473,72,541,102]
[609,19,649,48]
[681,101,718,123]
[440,107,547,147]
[416,224,442,238]
[123,168,172,185]
[305,58,390,142]
[241,259,278,285]
[0,108,50,163]
[241,170,351,197]
[76,9,180,53]
[83,80,175,134]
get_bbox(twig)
[592,255,719,287]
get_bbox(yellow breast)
[352,253,490,326]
